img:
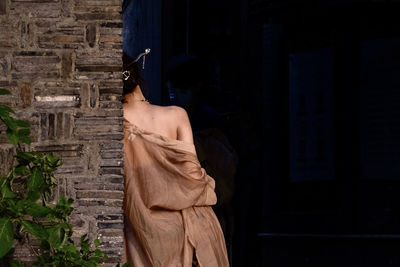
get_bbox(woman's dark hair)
[122,51,145,103]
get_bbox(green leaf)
[17,128,31,145]
[5,117,17,131]
[0,218,14,258]
[20,220,48,239]
[48,226,65,249]
[15,200,26,215]
[6,128,18,147]
[27,167,44,192]
[94,238,100,247]
[15,151,36,165]
[46,153,62,167]
[15,119,30,128]
[0,177,17,199]
[14,165,29,176]
[122,262,131,267]
[39,239,50,251]
[0,88,11,95]
[0,105,14,118]
[27,191,40,202]
[6,199,17,214]
[10,259,27,267]
[25,202,51,217]
[94,248,104,256]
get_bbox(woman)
[121,49,229,267]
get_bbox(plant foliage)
[0,88,130,267]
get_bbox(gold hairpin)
[123,48,151,80]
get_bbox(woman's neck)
[124,85,147,103]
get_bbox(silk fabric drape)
[122,119,229,267]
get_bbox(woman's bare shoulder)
[152,105,193,143]
[171,106,193,143]
[152,104,188,119]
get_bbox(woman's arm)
[175,106,194,144]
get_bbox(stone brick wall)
[0,0,124,265]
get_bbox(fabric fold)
[122,119,229,267]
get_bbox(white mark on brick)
[35,95,80,102]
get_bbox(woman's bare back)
[123,101,194,144]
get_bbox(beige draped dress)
[122,118,229,267]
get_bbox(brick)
[40,113,47,140]
[73,133,124,141]
[35,144,83,152]
[100,151,122,159]
[75,0,120,5]
[86,23,97,48]
[99,93,122,101]
[99,101,122,109]
[73,6,121,13]
[10,3,61,18]
[0,54,9,76]
[61,52,73,79]
[56,112,63,138]
[56,165,85,175]
[0,25,18,48]
[99,167,122,175]
[12,54,61,74]
[100,142,123,150]
[37,24,83,35]
[77,199,122,207]
[100,22,122,28]
[99,80,123,88]
[34,81,80,96]
[0,80,17,87]
[74,72,123,80]
[70,213,88,228]
[76,190,123,199]
[74,110,123,118]
[12,71,60,80]
[74,181,123,191]
[0,147,16,177]
[11,0,58,2]
[38,34,85,49]
[0,0,6,14]
[74,206,122,216]
[33,98,80,109]
[97,214,123,221]
[74,13,121,21]
[52,35,84,43]
[90,83,97,108]
[29,125,39,142]
[64,113,71,139]
[48,113,55,140]
[105,177,123,184]
[74,117,121,126]
[97,222,123,229]
[80,83,90,108]
[61,0,71,16]
[100,159,123,167]
[38,42,83,49]
[20,83,32,107]
[75,65,121,72]
[99,42,122,50]
[74,125,121,134]
[34,20,54,28]
[99,35,122,44]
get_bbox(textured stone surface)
[0,0,124,265]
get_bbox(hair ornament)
[123,48,151,80]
